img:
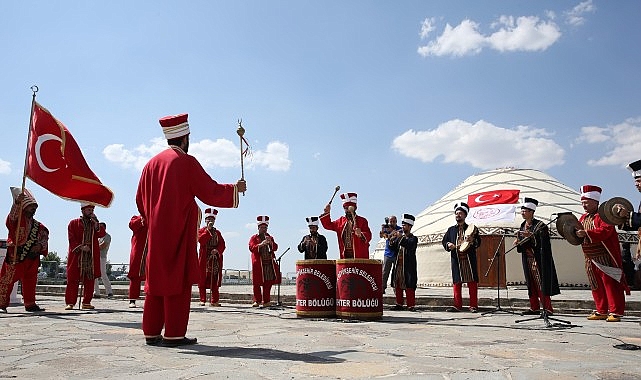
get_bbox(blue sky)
[1,1,640,275]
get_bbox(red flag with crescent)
[25,102,114,207]
[466,189,520,225]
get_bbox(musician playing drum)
[514,197,560,316]
[442,202,481,313]
[297,217,328,260]
[321,192,372,259]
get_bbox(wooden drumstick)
[328,185,340,205]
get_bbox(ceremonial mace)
[237,119,246,196]
[328,185,340,205]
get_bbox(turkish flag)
[467,190,520,208]
[25,102,114,207]
[466,189,520,225]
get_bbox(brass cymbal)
[599,197,634,226]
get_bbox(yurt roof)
[411,168,585,241]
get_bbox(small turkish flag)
[467,189,520,208]
[26,102,114,207]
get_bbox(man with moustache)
[320,192,372,259]
[388,214,418,311]
[297,216,328,260]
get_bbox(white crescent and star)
[474,193,500,204]
[35,134,63,173]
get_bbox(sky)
[1,1,641,276]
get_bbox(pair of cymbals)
[598,197,633,226]
[555,212,583,246]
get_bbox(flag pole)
[237,119,246,196]
[10,86,38,264]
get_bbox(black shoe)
[521,309,540,316]
[469,307,478,313]
[145,336,163,346]
[162,337,197,347]
[0,307,6,313]
[390,304,404,311]
[107,293,114,299]
[25,304,45,312]
[446,307,462,312]
[408,307,417,312]
[93,294,101,299]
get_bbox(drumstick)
[328,185,340,205]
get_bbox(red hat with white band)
[580,185,602,202]
[159,113,190,139]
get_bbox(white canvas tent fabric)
[373,168,638,287]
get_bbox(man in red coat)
[127,215,147,308]
[248,215,279,308]
[65,203,105,310]
[320,192,372,259]
[0,188,49,313]
[198,208,226,307]
[136,113,246,347]
[575,185,628,322]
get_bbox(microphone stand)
[482,229,518,316]
[514,215,573,328]
[273,247,290,308]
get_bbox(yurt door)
[476,235,506,288]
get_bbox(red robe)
[320,212,372,259]
[248,233,280,285]
[67,217,105,279]
[579,213,624,270]
[198,227,226,289]
[127,215,147,282]
[136,147,239,297]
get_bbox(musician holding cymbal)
[442,202,481,313]
[514,197,560,316]
[575,185,627,322]
[320,192,371,259]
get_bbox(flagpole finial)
[30,85,38,95]
[236,118,245,137]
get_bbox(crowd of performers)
[1,110,640,345]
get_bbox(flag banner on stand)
[26,102,114,207]
[466,189,520,225]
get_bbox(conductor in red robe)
[127,215,147,308]
[320,192,372,259]
[136,113,246,347]
[198,208,226,307]
[248,215,280,308]
[65,203,105,310]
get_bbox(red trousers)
[394,287,416,308]
[0,259,39,309]
[128,277,143,300]
[65,276,95,306]
[253,284,272,304]
[199,285,220,304]
[142,285,192,339]
[590,265,625,316]
[453,282,478,309]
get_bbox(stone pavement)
[1,285,641,379]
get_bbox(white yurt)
[374,168,638,288]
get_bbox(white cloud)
[104,137,291,172]
[0,158,11,175]
[250,141,292,171]
[565,0,596,26]
[576,117,641,166]
[391,119,565,170]
[419,17,436,39]
[418,14,561,57]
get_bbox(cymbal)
[562,221,584,246]
[599,197,634,226]
[556,212,578,239]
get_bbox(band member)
[321,192,372,259]
[388,214,418,311]
[0,188,49,313]
[575,185,627,322]
[136,113,246,347]
[442,202,481,312]
[514,198,560,315]
[127,215,147,308]
[65,203,105,310]
[198,208,226,307]
[616,159,641,258]
[249,216,280,308]
[297,216,328,260]
[380,215,402,294]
